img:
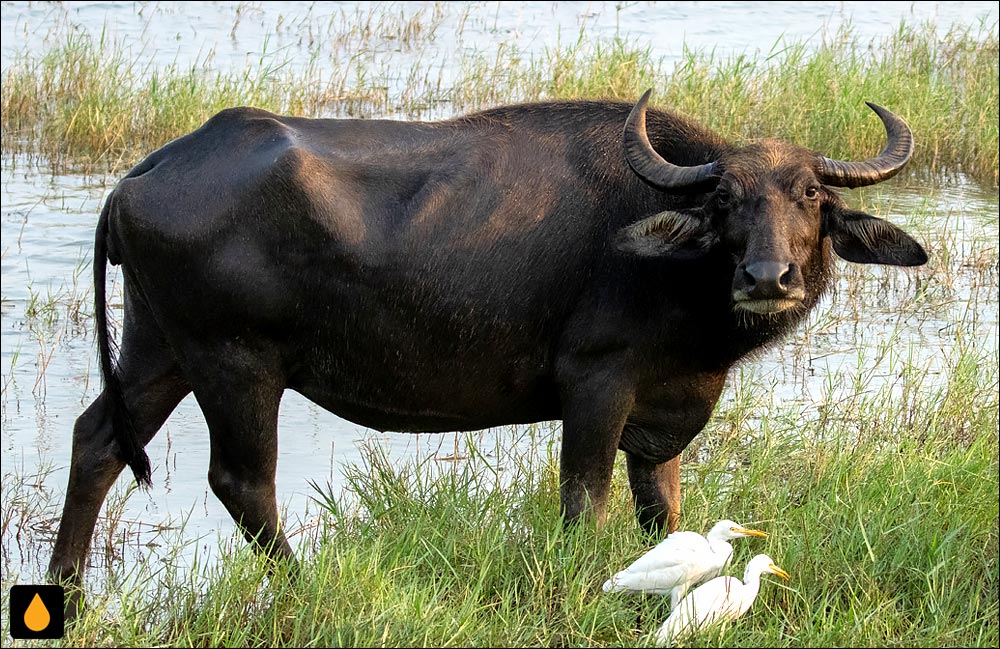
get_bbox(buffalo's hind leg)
[189,352,294,566]
[48,294,191,618]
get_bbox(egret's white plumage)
[654,553,789,646]
[602,519,767,608]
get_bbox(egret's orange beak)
[769,564,790,580]
[732,526,768,538]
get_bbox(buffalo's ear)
[616,210,718,259]
[828,208,927,266]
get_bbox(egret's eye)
[804,186,820,200]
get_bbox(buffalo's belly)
[276,244,569,430]
[291,383,560,433]
[289,345,561,432]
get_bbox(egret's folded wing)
[619,533,710,573]
[604,562,694,594]
[605,530,722,594]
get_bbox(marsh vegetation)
[1,7,997,183]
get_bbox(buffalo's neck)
[618,250,831,375]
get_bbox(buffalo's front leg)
[621,371,726,534]
[558,380,634,527]
[626,453,681,535]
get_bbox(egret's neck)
[737,570,764,616]
[708,539,735,559]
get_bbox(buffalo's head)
[617,89,927,316]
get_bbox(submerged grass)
[1,13,997,184]
[8,335,988,648]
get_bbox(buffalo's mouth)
[733,297,802,315]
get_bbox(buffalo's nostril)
[778,264,796,289]
[742,261,795,299]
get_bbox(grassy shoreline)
[2,327,996,647]
[2,18,998,185]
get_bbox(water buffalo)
[48,89,925,597]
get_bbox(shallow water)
[1,0,998,597]
[3,1,997,75]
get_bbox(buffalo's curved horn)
[819,102,913,188]
[624,89,717,190]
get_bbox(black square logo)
[9,585,64,639]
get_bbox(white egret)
[602,519,767,608]
[654,553,789,646]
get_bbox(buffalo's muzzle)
[733,261,805,314]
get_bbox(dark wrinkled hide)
[49,97,926,606]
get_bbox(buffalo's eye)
[804,186,820,200]
[715,189,732,206]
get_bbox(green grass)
[12,334,989,648]
[2,16,997,184]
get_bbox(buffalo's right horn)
[624,88,718,190]
[818,102,914,188]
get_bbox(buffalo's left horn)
[818,102,914,188]
[624,88,718,190]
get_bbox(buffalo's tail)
[95,195,152,487]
